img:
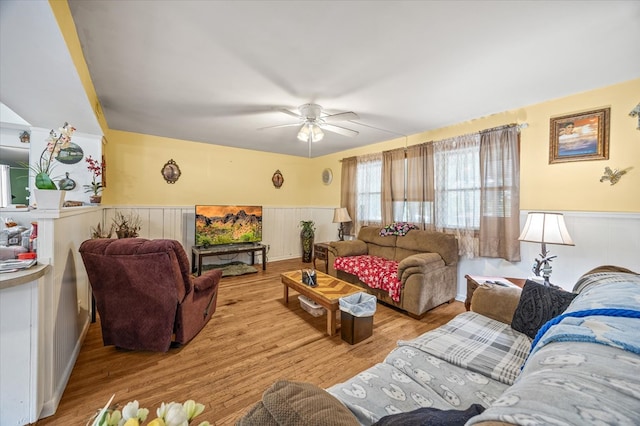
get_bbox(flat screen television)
[195,205,262,247]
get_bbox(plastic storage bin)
[299,295,325,317]
[339,292,377,344]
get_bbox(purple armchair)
[79,238,222,352]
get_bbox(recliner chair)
[79,238,222,352]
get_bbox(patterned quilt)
[327,312,529,425]
[334,255,402,302]
[468,272,640,425]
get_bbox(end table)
[313,242,330,274]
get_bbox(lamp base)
[338,223,345,241]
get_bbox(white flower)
[157,402,188,426]
[120,400,149,425]
[182,400,205,421]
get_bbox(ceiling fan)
[260,103,360,143]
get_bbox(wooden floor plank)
[33,258,464,425]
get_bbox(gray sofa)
[327,266,640,425]
[327,226,458,318]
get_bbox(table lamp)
[518,212,574,286]
[333,207,352,241]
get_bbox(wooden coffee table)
[281,270,363,336]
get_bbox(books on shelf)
[468,275,519,288]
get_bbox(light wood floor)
[34,258,464,425]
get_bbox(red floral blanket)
[333,255,401,302]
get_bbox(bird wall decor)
[600,166,632,185]
[630,103,640,130]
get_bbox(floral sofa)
[327,225,458,318]
[237,266,640,425]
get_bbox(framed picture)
[549,107,610,164]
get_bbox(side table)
[464,275,526,311]
[313,242,330,274]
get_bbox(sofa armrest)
[471,284,522,324]
[192,269,222,292]
[397,253,445,281]
[328,240,368,257]
[327,240,368,276]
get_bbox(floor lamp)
[518,212,574,286]
[333,207,352,241]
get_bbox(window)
[344,125,519,260]
[434,135,481,231]
[356,154,382,225]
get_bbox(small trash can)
[339,292,377,344]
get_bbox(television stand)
[192,243,267,276]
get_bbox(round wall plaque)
[161,159,181,184]
[322,168,333,185]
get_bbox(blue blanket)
[527,275,640,362]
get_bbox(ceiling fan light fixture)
[297,123,311,142]
[297,122,324,143]
[311,124,324,142]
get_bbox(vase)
[90,195,102,204]
[300,231,314,263]
[34,188,66,210]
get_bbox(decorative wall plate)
[321,168,333,185]
[161,159,181,183]
[56,142,84,164]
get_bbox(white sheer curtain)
[356,153,383,231]
[433,134,481,258]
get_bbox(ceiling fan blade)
[321,123,359,137]
[324,111,359,122]
[279,108,303,119]
[257,123,302,131]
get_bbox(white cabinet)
[0,266,47,425]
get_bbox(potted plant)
[299,220,315,263]
[23,122,76,209]
[113,211,141,239]
[84,155,104,204]
[90,222,114,239]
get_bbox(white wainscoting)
[457,211,640,299]
[103,207,640,298]
[102,206,339,265]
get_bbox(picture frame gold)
[549,107,610,164]
[161,159,181,184]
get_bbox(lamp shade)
[333,207,352,223]
[518,212,574,246]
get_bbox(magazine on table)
[0,258,37,273]
[469,275,519,288]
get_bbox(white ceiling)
[2,1,640,159]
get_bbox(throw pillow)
[372,403,485,426]
[511,280,577,339]
[237,380,359,426]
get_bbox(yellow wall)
[320,78,640,212]
[102,129,325,206]
[102,79,639,211]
